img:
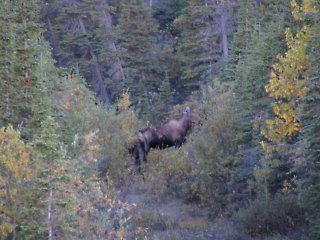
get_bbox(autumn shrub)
[0,125,32,239]
[17,75,144,239]
[141,149,190,201]
[181,91,243,213]
[28,82,143,238]
[57,78,142,186]
[234,194,304,236]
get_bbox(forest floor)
[119,173,244,240]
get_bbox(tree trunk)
[220,0,228,58]
[99,4,125,93]
[46,18,61,65]
[78,17,110,103]
[48,188,53,240]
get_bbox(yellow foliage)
[262,0,319,158]
[0,125,32,238]
[262,11,312,153]
[117,92,131,112]
[291,0,319,20]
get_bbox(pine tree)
[153,0,187,35]
[152,71,174,122]
[0,0,42,130]
[27,38,65,140]
[297,0,320,238]
[118,0,160,119]
[260,1,313,194]
[32,116,69,239]
[44,0,126,103]
[174,0,221,97]
[221,0,255,84]
[227,0,291,143]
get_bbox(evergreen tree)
[220,0,255,84]
[32,116,69,239]
[44,0,126,103]
[152,71,174,122]
[298,0,320,238]
[0,0,42,130]
[227,0,292,144]
[28,38,64,139]
[153,0,187,35]
[118,0,160,120]
[216,0,294,198]
[260,1,313,194]
[174,0,221,97]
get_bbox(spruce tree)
[298,1,320,238]
[32,116,69,239]
[215,0,294,198]
[260,0,313,194]
[118,0,160,119]
[174,0,221,98]
[28,38,64,139]
[222,0,292,151]
[220,0,255,84]
[45,0,125,103]
[0,0,42,130]
[153,0,187,35]
[152,71,174,122]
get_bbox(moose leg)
[131,145,141,172]
[137,142,146,180]
[137,143,145,172]
[138,132,148,162]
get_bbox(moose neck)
[178,114,192,132]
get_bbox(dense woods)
[0,0,319,239]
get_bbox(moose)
[130,107,201,172]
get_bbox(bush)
[182,92,243,214]
[59,78,142,186]
[234,194,304,236]
[141,148,191,201]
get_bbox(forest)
[0,0,319,239]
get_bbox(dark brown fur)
[131,107,201,171]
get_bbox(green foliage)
[298,1,320,238]
[1,0,320,238]
[118,0,161,120]
[223,0,292,148]
[51,76,142,238]
[152,72,175,122]
[0,0,42,129]
[258,0,313,197]
[45,0,125,103]
[219,3,294,201]
[234,194,304,236]
[31,116,69,238]
[174,0,220,97]
[28,38,64,139]
[153,0,187,35]
[57,73,141,185]
[142,148,190,202]
[185,91,242,213]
